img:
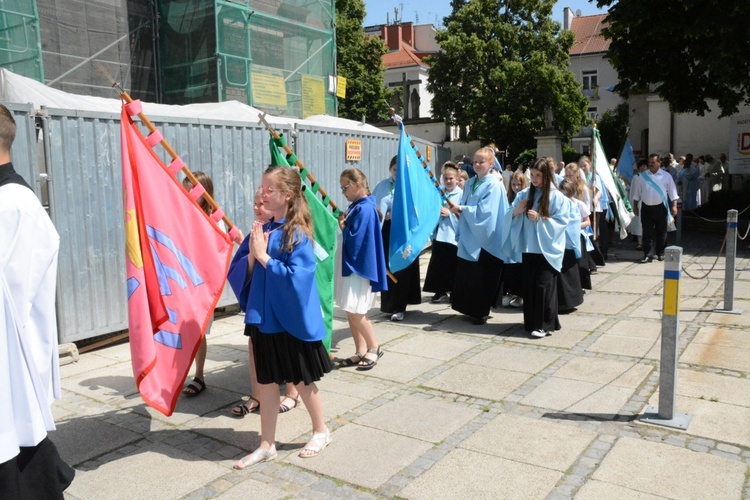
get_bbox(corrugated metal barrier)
[4,101,442,343]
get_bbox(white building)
[565,7,750,179]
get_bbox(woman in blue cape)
[227,166,332,469]
[502,158,569,338]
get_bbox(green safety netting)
[0,0,44,82]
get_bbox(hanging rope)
[681,233,727,280]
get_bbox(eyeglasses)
[340,183,352,192]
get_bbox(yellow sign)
[345,140,362,162]
[251,71,288,108]
[336,75,347,99]
[663,280,680,316]
[426,146,432,161]
[301,75,326,118]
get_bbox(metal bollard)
[641,246,692,430]
[715,209,743,314]
[675,199,682,246]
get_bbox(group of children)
[178,148,596,469]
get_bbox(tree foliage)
[599,0,750,117]
[427,0,588,154]
[596,102,629,160]
[335,0,392,122]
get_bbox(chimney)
[402,21,414,47]
[385,24,401,50]
[563,7,575,30]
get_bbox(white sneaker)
[530,330,547,338]
[390,312,404,322]
[501,295,511,307]
[509,297,524,308]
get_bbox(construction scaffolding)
[159,0,336,118]
[0,0,44,82]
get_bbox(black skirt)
[557,248,584,311]
[380,219,422,313]
[578,235,593,290]
[522,253,561,332]
[245,325,332,386]
[0,437,75,500]
[423,241,458,294]
[452,250,503,318]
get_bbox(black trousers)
[640,203,668,258]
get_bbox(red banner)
[121,104,232,416]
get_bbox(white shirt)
[0,182,61,462]
[632,169,680,207]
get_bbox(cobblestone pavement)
[57,230,750,499]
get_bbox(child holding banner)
[336,168,388,370]
[228,166,331,468]
[423,162,462,303]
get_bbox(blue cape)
[227,220,326,342]
[341,196,389,293]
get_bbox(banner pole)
[257,113,340,216]
[97,64,240,242]
[389,108,458,213]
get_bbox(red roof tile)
[382,40,428,69]
[569,14,610,55]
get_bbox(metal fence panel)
[2,101,41,196]
[42,106,293,343]
[294,124,398,210]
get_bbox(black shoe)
[431,293,449,303]
[657,255,664,261]
[471,315,488,325]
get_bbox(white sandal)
[233,446,277,469]
[298,428,331,458]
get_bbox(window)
[582,70,598,90]
[587,107,598,120]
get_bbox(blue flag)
[389,123,442,272]
[617,138,636,186]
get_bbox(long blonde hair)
[265,166,313,252]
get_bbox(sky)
[363,0,608,28]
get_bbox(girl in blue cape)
[449,147,509,325]
[227,166,331,469]
[423,162,462,303]
[336,168,388,370]
[372,156,422,321]
[502,158,569,338]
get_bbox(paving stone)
[520,377,635,415]
[385,332,480,361]
[422,363,531,401]
[285,424,432,490]
[353,393,481,443]
[215,478,288,499]
[399,448,561,499]
[680,326,750,372]
[460,413,597,472]
[553,356,653,388]
[464,344,560,374]
[576,479,665,499]
[66,442,228,499]
[49,416,142,466]
[592,437,747,498]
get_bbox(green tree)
[335,0,392,122]
[599,0,750,117]
[596,102,629,160]
[427,0,588,154]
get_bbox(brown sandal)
[279,393,301,413]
